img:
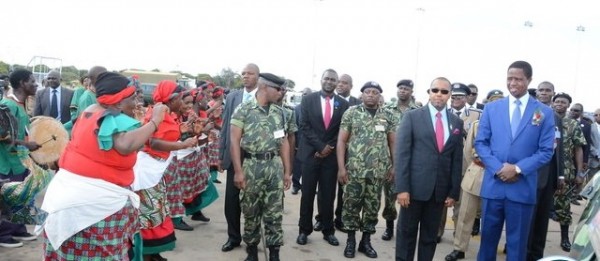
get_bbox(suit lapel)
[514,97,537,139]
[422,106,438,152]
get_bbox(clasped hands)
[496,163,519,183]
[314,145,334,158]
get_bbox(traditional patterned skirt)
[182,148,216,215]
[43,202,138,261]
[207,130,220,167]
[164,157,184,218]
[137,179,176,254]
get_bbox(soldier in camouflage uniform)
[551,92,586,252]
[230,73,292,261]
[277,84,298,165]
[380,79,418,241]
[337,81,396,258]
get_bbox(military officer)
[337,81,396,258]
[445,90,504,261]
[551,92,586,252]
[380,79,418,241]
[230,73,292,261]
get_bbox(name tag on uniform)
[274,129,285,139]
[375,125,385,132]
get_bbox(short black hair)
[508,61,533,80]
[9,69,33,89]
[321,68,337,78]
[538,81,554,91]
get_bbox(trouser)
[381,179,397,222]
[341,171,383,233]
[452,190,480,251]
[554,179,574,226]
[396,195,445,261]
[224,165,241,243]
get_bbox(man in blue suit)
[475,61,555,261]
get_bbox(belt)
[244,151,279,161]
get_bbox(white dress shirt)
[509,92,530,122]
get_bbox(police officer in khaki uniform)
[230,73,292,261]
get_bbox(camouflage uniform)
[231,101,288,247]
[283,105,298,134]
[381,102,418,222]
[340,105,396,233]
[554,117,586,226]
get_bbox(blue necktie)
[243,92,251,103]
[50,89,59,119]
[511,99,522,137]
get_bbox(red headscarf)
[153,80,179,103]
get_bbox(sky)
[2,0,599,110]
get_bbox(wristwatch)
[515,165,522,175]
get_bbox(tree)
[61,65,81,84]
[212,67,241,89]
[0,61,10,75]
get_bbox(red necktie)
[324,96,332,129]
[435,112,444,152]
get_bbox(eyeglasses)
[267,85,283,92]
[47,77,58,80]
[451,95,465,99]
[430,88,450,95]
[469,93,478,96]
[570,109,581,112]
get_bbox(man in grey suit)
[395,77,464,261]
[34,70,74,124]
[219,63,260,252]
[590,109,600,178]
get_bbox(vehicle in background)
[121,70,179,106]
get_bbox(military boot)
[244,245,258,261]
[381,219,394,241]
[268,246,280,261]
[560,225,571,252]
[471,218,480,236]
[344,231,356,258]
[358,233,377,258]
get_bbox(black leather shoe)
[561,238,571,252]
[191,211,210,222]
[571,198,581,206]
[173,220,194,231]
[244,245,259,261]
[314,221,323,231]
[358,240,377,258]
[381,228,393,241]
[296,233,308,245]
[445,250,465,261]
[335,220,347,233]
[221,240,241,252]
[471,218,480,236]
[344,240,356,258]
[291,187,300,195]
[323,234,340,246]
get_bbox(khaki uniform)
[231,101,288,247]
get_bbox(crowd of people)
[0,60,598,261]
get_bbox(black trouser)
[527,179,556,261]
[315,182,344,225]
[298,155,338,235]
[292,156,303,189]
[224,164,241,243]
[396,195,445,261]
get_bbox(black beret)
[396,79,414,88]
[486,89,504,99]
[553,92,572,103]
[259,73,285,87]
[451,83,471,96]
[361,81,383,93]
[95,72,130,97]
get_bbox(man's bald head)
[88,66,108,85]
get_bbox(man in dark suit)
[569,103,592,172]
[291,88,313,195]
[395,77,464,261]
[475,61,555,261]
[466,84,484,110]
[34,70,74,124]
[297,69,349,246]
[218,63,260,252]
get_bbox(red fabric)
[153,80,178,103]
[435,112,444,152]
[140,216,174,240]
[60,111,137,186]
[324,96,332,129]
[142,107,180,160]
[96,86,135,105]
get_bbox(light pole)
[523,21,533,59]
[574,25,585,100]
[311,0,324,88]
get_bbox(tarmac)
[0,171,584,261]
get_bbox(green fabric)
[0,99,29,175]
[132,232,144,261]
[77,90,97,113]
[142,241,175,255]
[69,87,86,118]
[97,113,141,151]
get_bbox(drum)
[28,116,68,165]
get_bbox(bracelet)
[558,176,565,180]
[577,171,587,178]
[149,120,158,132]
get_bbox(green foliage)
[0,61,10,75]
[212,67,242,89]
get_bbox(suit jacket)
[474,97,555,204]
[219,89,244,169]
[34,86,74,124]
[348,96,361,106]
[590,122,600,168]
[537,114,564,190]
[395,105,464,202]
[578,119,592,161]
[297,92,349,161]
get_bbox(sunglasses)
[430,88,450,95]
[451,95,465,99]
[469,93,478,96]
[570,109,581,112]
[267,85,284,92]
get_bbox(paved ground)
[1,171,583,260]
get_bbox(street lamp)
[574,25,585,99]
[414,7,425,86]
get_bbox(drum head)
[29,116,68,164]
